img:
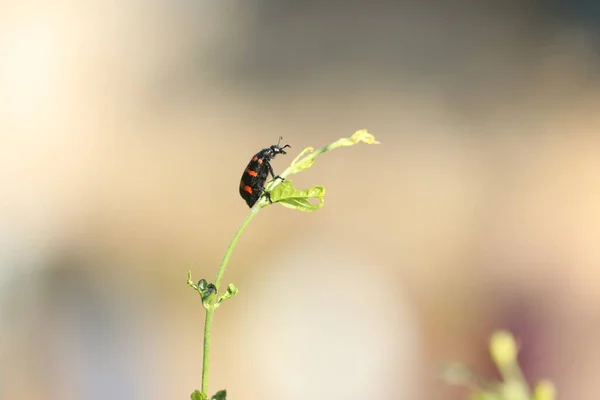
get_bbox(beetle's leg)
[266,161,285,182]
[261,188,273,204]
[266,162,276,179]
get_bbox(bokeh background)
[1,1,600,399]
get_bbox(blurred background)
[1,1,600,399]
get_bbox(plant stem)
[196,130,378,396]
[201,207,260,395]
[201,308,213,395]
[214,207,259,291]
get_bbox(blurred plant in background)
[444,331,556,400]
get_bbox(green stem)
[201,308,213,395]
[196,130,378,396]
[214,207,259,291]
[201,206,260,395]
[263,139,350,193]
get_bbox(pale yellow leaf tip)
[490,330,518,367]
[533,380,556,400]
[351,129,380,144]
[292,147,314,165]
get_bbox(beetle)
[239,137,290,207]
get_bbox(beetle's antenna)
[276,136,290,150]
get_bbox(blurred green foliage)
[444,331,556,400]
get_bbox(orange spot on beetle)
[243,185,253,194]
[252,156,258,162]
[246,169,258,177]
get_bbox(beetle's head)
[270,136,290,156]
[270,143,290,155]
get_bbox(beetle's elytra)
[239,138,290,207]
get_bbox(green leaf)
[267,180,325,212]
[289,147,317,173]
[284,130,378,176]
[217,283,239,305]
[334,129,380,147]
[187,266,198,290]
[191,390,208,400]
[349,129,380,145]
[291,146,315,165]
[211,390,227,400]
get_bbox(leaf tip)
[211,389,227,400]
[490,330,518,368]
[352,129,380,144]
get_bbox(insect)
[239,137,291,207]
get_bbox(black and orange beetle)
[239,138,290,207]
